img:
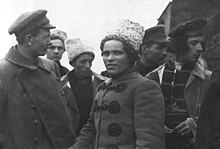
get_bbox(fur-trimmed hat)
[102,19,145,51]
[65,38,95,63]
[169,18,206,38]
[50,29,68,42]
[8,9,55,37]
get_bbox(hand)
[164,125,173,134]
[173,120,191,137]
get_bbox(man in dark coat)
[46,29,69,77]
[0,9,75,149]
[196,12,220,149]
[134,25,169,76]
[62,38,107,136]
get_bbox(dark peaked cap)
[8,9,55,36]
[169,18,206,38]
[142,24,168,44]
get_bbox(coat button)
[34,137,39,143]
[108,123,122,137]
[108,101,120,114]
[61,90,65,96]
[31,104,35,109]
[34,120,39,125]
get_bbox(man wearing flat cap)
[134,24,169,76]
[147,18,211,149]
[0,10,75,149]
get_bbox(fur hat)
[65,38,95,63]
[169,18,206,38]
[103,19,145,51]
[8,9,55,37]
[50,29,68,42]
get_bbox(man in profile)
[0,9,75,149]
[135,24,169,76]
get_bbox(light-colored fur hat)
[51,29,68,42]
[65,38,95,63]
[104,19,145,51]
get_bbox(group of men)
[0,9,219,149]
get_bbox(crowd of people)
[0,9,219,149]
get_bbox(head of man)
[139,25,169,66]
[46,30,67,61]
[65,38,95,78]
[8,9,55,58]
[100,19,144,78]
[168,18,206,63]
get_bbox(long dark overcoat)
[0,46,75,149]
[196,66,220,149]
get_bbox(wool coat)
[0,46,75,149]
[70,71,165,149]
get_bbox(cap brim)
[41,23,56,29]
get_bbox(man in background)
[148,18,211,149]
[46,29,69,77]
[134,24,169,76]
[62,38,107,136]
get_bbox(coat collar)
[186,61,212,88]
[5,45,50,72]
[104,71,141,85]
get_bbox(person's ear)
[141,44,148,53]
[25,34,33,46]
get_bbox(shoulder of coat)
[145,63,166,78]
[92,71,109,81]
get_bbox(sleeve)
[196,71,220,149]
[0,76,6,132]
[134,79,165,149]
[0,75,9,148]
[69,103,96,149]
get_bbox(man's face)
[31,28,52,57]
[72,53,94,77]
[46,39,65,61]
[183,36,204,62]
[142,42,168,65]
[102,40,132,78]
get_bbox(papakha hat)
[65,38,95,63]
[8,9,55,37]
[50,29,68,42]
[104,19,145,51]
